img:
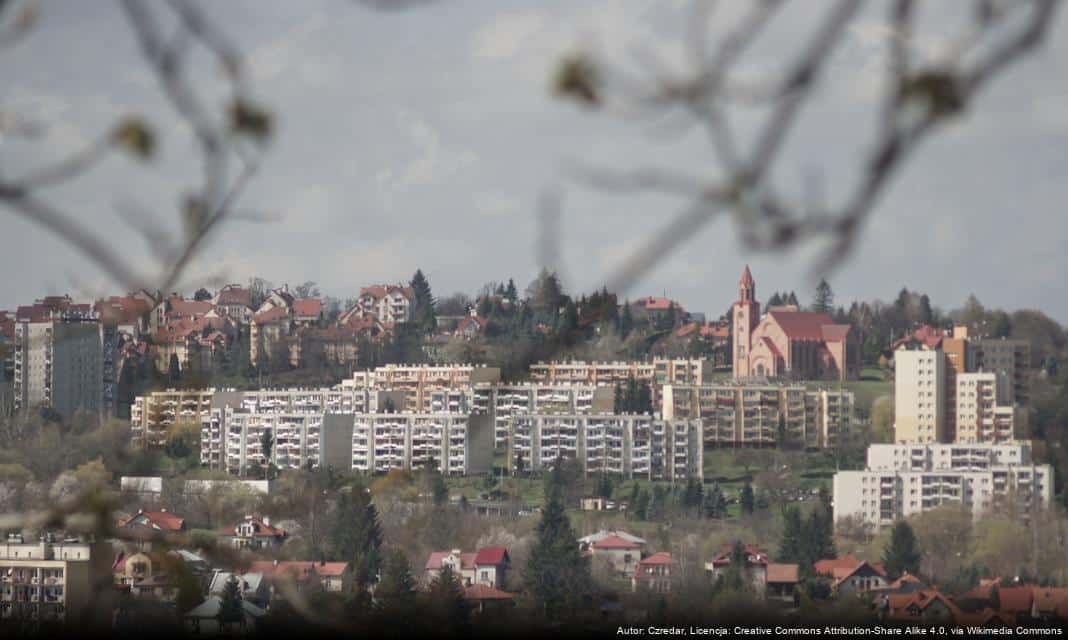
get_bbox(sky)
[1,0,1067,322]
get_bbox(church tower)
[732,265,760,379]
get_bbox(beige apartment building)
[0,535,111,627]
[893,349,946,444]
[661,383,853,449]
[528,358,712,387]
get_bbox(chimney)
[263,516,270,527]
[451,549,462,556]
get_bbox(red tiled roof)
[813,554,861,576]
[248,561,349,580]
[591,535,641,550]
[767,563,799,584]
[464,584,514,601]
[474,547,509,566]
[425,551,477,571]
[885,589,961,621]
[292,298,322,318]
[121,510,186,532]
[766,310,843,341]
[997,585,1035,613]
[215,285,251,307]
[892,325,946,351]
[220,516,286,538]
[457,315,487,332]
[168,298,212,318]
[633,297,681,312]
[711,543,768,566]
[252,307,290,324]
[1033,587,1068,614]
[95,296,150,324]
[638,552,676,566]
[954,608,1013,627]
[821,325,851,342]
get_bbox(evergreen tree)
[636,380,653,414]
[767,292,783,308]
[778,505,804,563]
[703,483,726,518]
[682,477,704,514]
[409,269,437,332]
[619,301,634,338]
[740,481,755,516]
[786,291,800,307]
[331,487,383,589]
[259,430,274,479]
[812,279,834,313]
[803,503,836,566]
[376,548,418,616]
[168,353,181,382]
[218,574,244,629]
[882,521,922,578]
[523,459,592,616]
[597,474,614,500]
[613,385,625,413]
[193,287,212,301]
[428,565,470,635]
[504,278,518,303]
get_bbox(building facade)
[0,535,110,626]
[833,443,1052,531]
[662,383,853,448]
[12,304,103,421]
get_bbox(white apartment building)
[13,312,103,421]
[468,383,608,449]
[355,285,413,325]
[346,364,501,412]
[834,443,1052,531]
[509,413,702,481]
[662,384,853,448]
[893,349,946,444]
[201,408,323,474]
[349,413,491,476]
[0,535,110,626]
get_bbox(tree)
[882,521,922,578]
[410,269,437,333]
[740,481,755,516]
[248,277,272,311]
[294,281,320,298]
[526,268,563,316]
[703,483,727,519]
[168,353,181,382]
[524,458,592,616]
[504,278,518,303]
[767,292,783,308]
[331,487,383,590]
[218,574,244,630]
[778,505,804,563]
[376,548,418,616]
[812,279,834,313]
[259,430,274,479]
[619,300,634,338]
[193,287,212,301]
[427,564,469,635]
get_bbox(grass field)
[805,367,892,415]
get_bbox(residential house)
[207,571,270,609]
[424,547,511,589]
[212,285,253,324]
[456,314,487,338]
[352,284,413,325]
[587,535,642,578]
[813,554,889,597]
[706,543,799,601]
[879,589,960,624]
[218,516,286,550]
[631,552,676,593]
[247,560,352,596]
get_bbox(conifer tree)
[882,521,922,578]
[409,269,437,332]
[813,279,834,313]
[428,565,469,635]
[218,574,244,629]
[740,481,755,516]
[376,548,418,617]
[778,505,804,563]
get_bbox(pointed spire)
[740,264,754,287]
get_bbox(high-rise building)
[0,534,112,627]
[893,349,946,444]
[12,300,102,421]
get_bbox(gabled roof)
[832,560,886,586]
[578,530,647,546]
[121,510,186,532]
[185,595,266,620]
[766,310,844,341]
[248,560,349,580]
[997,585,1036,613]
[252,306,290,324]
[885,589,961,620]
[464,584,514,601]
[767,563,800,584]
[168,298,213,318]
[473,547,509,566]
[637,552,676,567]
[711,543,768,567]
[292,298,322,318]
[220,516,286,538]
[425,550,477,571]
[214,285,251,307]
[813,554,862,576]
[591,535,641,550]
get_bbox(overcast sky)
[2,0,1066,322]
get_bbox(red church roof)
[766,310,846,341]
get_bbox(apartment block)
[201,408,323,473]
[348,412,493,476]
[471,383,613,449]
[893,349,946,444]
[509,414,702,481]
[130,388,218,449]
[0,535,111,626]
[955,372,1021,444]
[834,443,1052,531]
[972,338,1031,406]
[528,358,711,387]
[661,384,853,448]
[347,364,501,412]
[13,309,103,421]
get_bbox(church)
[732,266,859,382]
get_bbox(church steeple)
[739,264,755,303]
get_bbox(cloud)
[249,11,329,82]
[472,191,522,218]
[374,111,477,207]
[473,9,547,60]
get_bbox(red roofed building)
[291,298,323,325]
[353,284,413,325]
[425,547,511,589]
[219,516,287,550]
[456,314,487,338]
[247,560,353,594]
[732,266,858,381]
[119,509,187,533]
[463,583,516,615]
[213,284,253,324]
[588,535,643,577]
[879,589,960,624]
[631,552,677,593]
